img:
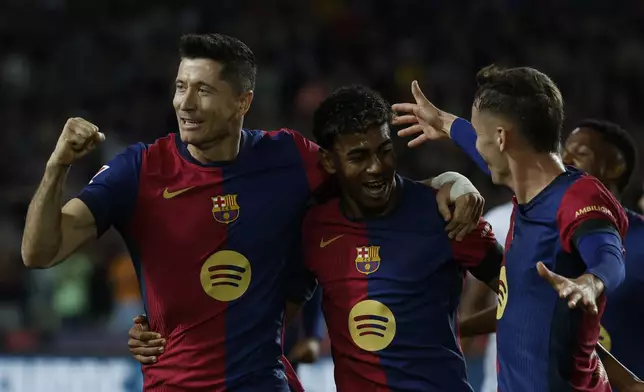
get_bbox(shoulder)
[262,128,318,149]
[304,199,341,227]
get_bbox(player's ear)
[319,148,337,175]
[497,126,507,153]
[237,90,254,116]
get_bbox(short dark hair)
[577,119,638,192]
[179,33,256,93]
[474,65,564,154]
[312,85,393,149]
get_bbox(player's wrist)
[581,273,605,298]
[440,112,458,137]
[46,157,72,170]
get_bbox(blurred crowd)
[1,0,643,356]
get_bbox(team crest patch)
[211,195,240,224]
[355,246,381,275]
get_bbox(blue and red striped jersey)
[77,129,325,391]
[600,209,644,379]
[302,176,502,392]
[451,119,630,391]
[496,170,628,392]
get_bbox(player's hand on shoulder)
[49,117,105,167]
[537,262,603,314]
[427,172,485,241]
[128,314,166,364]
[392,80,457,148]
[287,338,321,364]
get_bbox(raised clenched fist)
[49,117,105,166]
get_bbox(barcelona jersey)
[302,176,503,392]
[495,170,628,392]
[600,209,644,379]
[77,130,324,391]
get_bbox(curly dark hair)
[312,85,393,149]
[577,119,638,192]
[474,65,564,154]
[179,33,256,93]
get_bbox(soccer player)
[563,120,644,380]
[21,33,482,391]
[128,85,504,391]
[461,120,644,391]
[393,66,629,391]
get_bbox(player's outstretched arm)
[22,118,105,268]
[392,81,490,175]
[128,314,166,364]
[596,343,644,391]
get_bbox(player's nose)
[366,156,383,174]
[179,91,198,111]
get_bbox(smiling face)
[321,123,397,215]
[562,127,625,187]
[172,58,252,148]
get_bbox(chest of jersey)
[125,139,311,328]
[305,195,464,355]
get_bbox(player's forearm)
[448,118,491,176]
[575,229,626,294]
[596,343,642,389]
[22,163,70,268]
[459,305,497,338]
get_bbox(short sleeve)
[451,218,503,283]
[275,129,328,192]
[76,143,145,238]
[557,176,628,253]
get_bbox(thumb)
[96,132,106,142]
[437,198,452,222]
[411,80,429,104]
[536,261,556,283]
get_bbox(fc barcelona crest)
[212,194,240,224]
[355,246,381,275]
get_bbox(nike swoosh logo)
[320,235,344,248]
[163,186,195,199]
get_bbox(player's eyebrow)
[174,79,219,91]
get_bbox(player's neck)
[507,152,565,204]
[187,131,242,164]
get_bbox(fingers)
[129,328,162,341]
[133,314,148,325]
[397,124,424,138]
[536,261,559,286]
[411,80,429,104]
[392,114,419,126]
[567,291,583,308]
[392,102,418,114]
[133,354,158,364]
[408,133,431,148]
[436,198,452,223]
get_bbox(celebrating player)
[393,66,629,391]
[21,33,483,391]
[460,119,644,391]
[127,85,503,391]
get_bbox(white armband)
[430,171,479,201]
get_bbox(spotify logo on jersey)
[348,300,396,352]
[200,250,251,302]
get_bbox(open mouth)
[362,179,388,198]
[180,118,204,129]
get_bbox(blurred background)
[1,0,643,391]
